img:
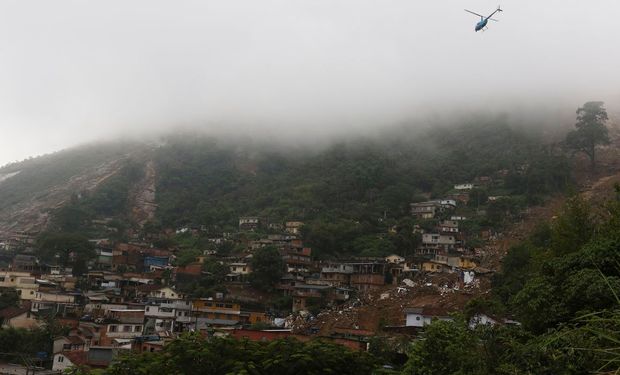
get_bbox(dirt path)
[129,160,157,228]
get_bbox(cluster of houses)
[0,259,270,371]
[0,186,501,371]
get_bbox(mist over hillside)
[0,116,571,258]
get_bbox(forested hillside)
[149,120,570,258]
[0,142,140,211]
[155,121,569,230]
[0,118,572,258]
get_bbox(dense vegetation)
[0,142,141,211]
[402,189,620,374]
[100,334,377,375]
[153,120,570,258]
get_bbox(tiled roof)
[0,306,29,319]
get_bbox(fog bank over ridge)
[1,0,619,165]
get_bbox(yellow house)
[459,257,477,269]
[148,287,181,300]
[421,261,450,273]
[243,311,268,325]
[192,299,241,322]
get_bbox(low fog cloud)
[1,0,619,165]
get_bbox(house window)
[135,325,142,332]
[58,356,64,362]
[109,325,118,332]
[30,291,34,295]
[0,277,4,282]
[123,325,131,332]
[416,316,421,321]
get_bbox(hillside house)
[31,291,79,315]
[139,286,181,301]
[192,299,242,327]
[410,202,439,219]
[239,217,260,231]
[447,193,470,204]
[292,284,333,312]
[454,183,474,190]
[53,335,86,353]
[11,254,41,273]
[385,254,405,264]
[280,245,311,274]
[285,221,304,235]
[439,220,459,233]
[112,244,171,273]
[421,261,451,273]
[0,306,40,329]
[422,233,457,250]
[53,346,118,372]
[229,262,251,275]
[0,271,38,300]
[450,215,467,221]
[100,309,145,346]
[347,261,386,291]
[404,307,453,327]
[439,199,457,209]
[144,299,192,333]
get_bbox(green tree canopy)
[249,246,284,291]
[106,334,377,375]
[37,232,95,276]
[566,101,610,170]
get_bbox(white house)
[454,183,474,190]
[52,351,87,372]
[404,307,453,327]
[0,271,38,300]
[229,262,251,275]
[147,286,180,300]
[422,234,456,247]
[385,254,405,264]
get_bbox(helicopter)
[465,6,502,32]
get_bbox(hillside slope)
[0,120,571,248]
[0,142,148,235]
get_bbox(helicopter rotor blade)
[464,9,485,18]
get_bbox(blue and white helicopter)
[465,6,503,32]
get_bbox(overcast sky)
[1,0,619,166]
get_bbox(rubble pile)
[291,277,478,336]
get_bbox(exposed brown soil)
[129,160,158,228]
